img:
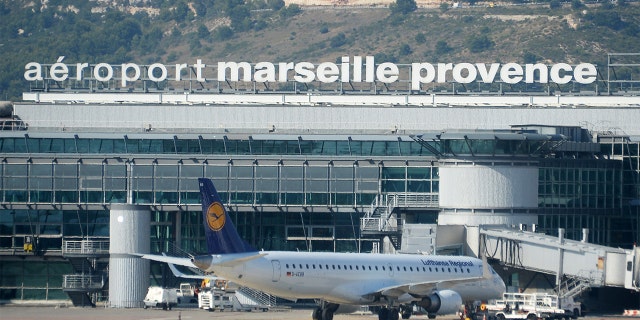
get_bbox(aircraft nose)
[496,273,506,295]
[191,255,214,271]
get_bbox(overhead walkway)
[480,227,640,299]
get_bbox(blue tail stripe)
[199,178,256,254]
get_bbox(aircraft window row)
[284,263,471,274]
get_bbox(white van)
[143,286,178,310]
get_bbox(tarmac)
[0,306,412,320]
[0,306,634,320]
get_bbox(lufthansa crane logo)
[206,202,226,231]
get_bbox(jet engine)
[416,290,463,315]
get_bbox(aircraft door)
[272,260,281,282]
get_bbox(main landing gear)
[311,302,339,320]
[378,306,401,320]
[378,304,415,320]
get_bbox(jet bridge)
[479,227,640,299]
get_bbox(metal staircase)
[360,193,438,234]
[62,240,109,307]
[237,286,277,306]
[557,272,599,300]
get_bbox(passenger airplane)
[141,178,505,320]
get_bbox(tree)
[585,11,627,30]
[330,33,347,48]
[467,34,494,53]
[173,2,190,22]
[197,24,210,38]
[415,33,426,43]
[523,51,540,64]
[267,0,285,11]
[229,5,251,31]
[435,40,452,55]
[280,4,302,18]
[390,0,417,15]
[399,43,412,56]
[214,25,234,40]
[571,0,584,10]
[549,0,561,9]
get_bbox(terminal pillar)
[436,159,539,256]
[109,204,150,308]
[437,159,539,226]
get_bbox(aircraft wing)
[368,255,493,299]
[372,275,483,298]
[138,253,197,269]
[167,260,219,279]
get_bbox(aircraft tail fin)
[199,178,256,255]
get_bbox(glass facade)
[537,159,627,246]
[0,135,436,157]
[0,133,639,301]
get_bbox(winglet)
[199,178,256,255]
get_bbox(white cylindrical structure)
[109,204,150,308]
[439,161,538,209]
[437,160,539,226]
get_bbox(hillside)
[1,0,639,100]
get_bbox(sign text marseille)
[25,56,597,90]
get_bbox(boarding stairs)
[237,286,277,307]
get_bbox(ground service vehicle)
[143,286,178,310]
[487,293,579,320]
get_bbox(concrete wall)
[15,95,640,135]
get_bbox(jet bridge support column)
[557,228,565,287]
[109,204,150,308]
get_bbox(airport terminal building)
[1,59,640,306]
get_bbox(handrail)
[62,274,104,290]
[62,240,110,255]
[361,193,438,232]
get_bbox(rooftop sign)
[24,56,597,90]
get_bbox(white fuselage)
[205,251,505,305]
